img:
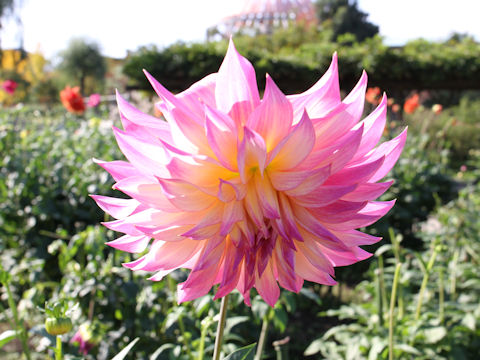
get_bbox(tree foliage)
[314,0,379,41]
[58,38,106,95]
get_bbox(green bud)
[45,317,73,335]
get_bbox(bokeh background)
[1,1,479,359]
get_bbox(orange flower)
[366,87,381,105]
[403,94,420,114]
[60,86,85,114]
[392,104,400,113]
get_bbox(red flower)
[366,87,381,105]
[403,94,420,114]
[60,86,85,113]
[2,80,18,95]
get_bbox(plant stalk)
[415,247,438,320]
[438,267,445,324]
[254,314,270,360]
[55,335,62,360]
[213,294,230,360]
[389,263,402,360]
[5,281,31,360]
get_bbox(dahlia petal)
[295,251,337,286]
[341,181,393,201]
[277,192,303,241]
[116,90,174,143]
[293,208,346,248]
[352,93,388,161]
[102,209,159,236]
[215,243,243,299]
[247,74,293,150]
[268,111,315,170]
[300,125,363,171]
[296,240,335,275]
[113,126,170,177]
[318,245,373,267]
[158,178,217,211]
[106,234,150,253]
[268,164,330,192]
[310,200,368,223]
[148,269,175,282]
[324,200,396,230]
[280,165,331,196]
[254,173,280,219]
[287,52,341,121]
[205,105,238,171]
[90,195,142,219]
[289,184,357,207]
[255,261,280,307]
[93,159,137,182]
[244,182,268,235]
[143,70,202,124]
[237,127,267,183]
[176,73,217,115]
[137,225,193,241]
[162,105,215,157]
[331,229,382,247]
[325,155,385,186]
[167,156,234,189]
[274,240,303,292]
[220,201,244,235]
[113,176,178,212]
[363,128,408,182]
[126,238,201,271]
[181,204,223,239]
[215,39,260,127]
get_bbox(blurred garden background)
[1,0,479,359]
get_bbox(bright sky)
[2,0,480,60]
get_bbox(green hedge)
[123,36,480,95]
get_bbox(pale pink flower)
[92,40,407,306]
[87,93,101,107]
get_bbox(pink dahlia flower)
[2,79,18,95]
[92,40,407,306]
[87,93,101,107]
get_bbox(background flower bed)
[1,90,479,358]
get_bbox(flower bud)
[45,317,73,335]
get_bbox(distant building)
[207,0,317,40]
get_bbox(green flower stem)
[5,281,31,360]
[178,313,192,360]
[254,314,270,360]
[438,267,445,324]
[377,255,387,327]
[388,228,401,263]
[388,263,402,360]
[55,335,62,360]
[450,249,459,300]
[197,317,213,360]
[213,294,230,360]
[415,247,438,321]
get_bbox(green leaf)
[111,337,140,360]
[224,316,249,334]
[150,343,175,360]
[396,344,421,355]
[0,330,18,348]
[304,338,324,356]
[423,326,447,344]
[223,343,256,360]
